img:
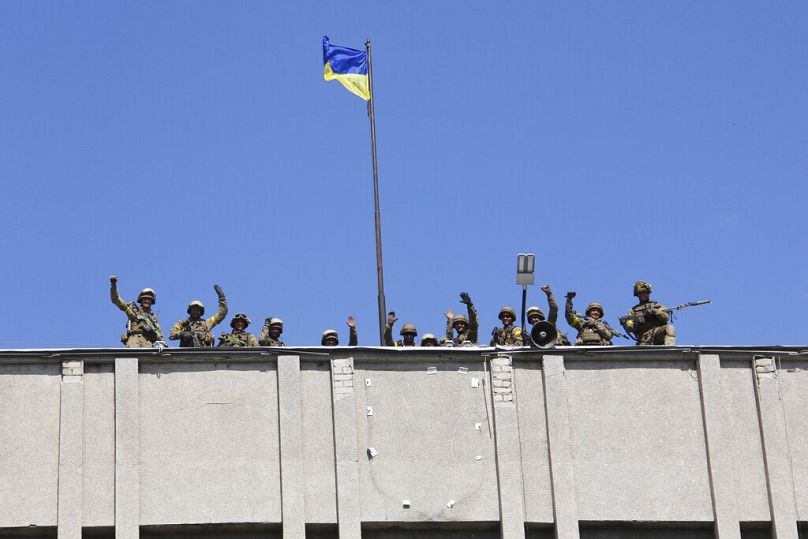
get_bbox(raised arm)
[460,292,479,343]
[109,275,137,321]
[565,291,583,330]
[444,309,454,340]
[542,285,559,325]
[383,312,396,346]
[347,316,358,346]
[206,284,228,330]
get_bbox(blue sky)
[0,1,805,348]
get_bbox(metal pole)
[366,38,387,345]
[520,287,527,335]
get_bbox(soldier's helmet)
[633,280,652,296]
[451,313,469,329]
[269,318,284,330]
[187,300,205,316]
[526,306,545,321]
[498,306,517,321]
[230,313,251,328]
[321,329,339,346]
[400,323,418,336]
[421,333,438,345]
[137,288,156,304]
[586,302,604,317]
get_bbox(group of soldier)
[110,275,677,350]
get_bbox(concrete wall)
[0,346,805,539]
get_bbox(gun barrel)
[668,299,712,311]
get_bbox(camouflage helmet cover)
[137,288,156,304]
[526,306,545,320]
[230,313,251,328]
[268,318,284,328]
[586,302,604,316]
[633,280,652,296]
[187,300,205,315]
[321,329,339,345]
[498,306,517,320]
[451,313,469,328]
[399,323,417,336]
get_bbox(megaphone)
[530,321,557,349]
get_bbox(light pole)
[516,253,535,335]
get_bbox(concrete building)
[0,345,806,538]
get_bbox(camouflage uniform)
[524,288,571,346]
[624,302,675,345]
[218,314,259,347]
[621,281,676,346]
[490,306,523,346]
[565,298,615,346]
[446,293,479,345]
[110,279,163,348]
[258,318,285,347]
[321,325,357,346]
[383,314,418,347]
[168,287,228,348]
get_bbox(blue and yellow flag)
[322,36,370,101]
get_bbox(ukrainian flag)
[323,36,370,101]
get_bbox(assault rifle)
[219,333,245,347]
[664,300,712,315]
[185,320,202,348]
[571,312,628,339]
[130,303,160,341]
[619,299,711,339]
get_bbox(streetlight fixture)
[516,253,535,333]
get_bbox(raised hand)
[386,311,397,326]
[214,284,223,295]
[566,291,576,299]
[541,285,551,295]
[347,315,356,328]
[110,275,118,283]
[445,309,454,320]
[459,292,473,305]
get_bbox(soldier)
[218,313,259,347]
[490,306,523,346]
[565,291,619,346]
[421,333,438,347]
[168,285,228,347]
[524,285,571,346]
[258,318,285,347]
[445,292,479,345]
[383,312,418,347]
[109,275,164,348]
[620,280,676,345]
[321,316,358,346]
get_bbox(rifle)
[130,303,159,341]
[619,299,711,338]
[219,333,245,347]
[573,312,628,339]
[664,300,711,316]
[185,320,202,348]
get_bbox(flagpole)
[366,38,387,345]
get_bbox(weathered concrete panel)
[513,360,554,524]
[717,360,770,521]
[82,364,115,527]
[354,359,499,523]
[0,364,60,528]
[138,361,281,525]
[300,361,338,524]
[779,358,808,518]
[566,359,713,521]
